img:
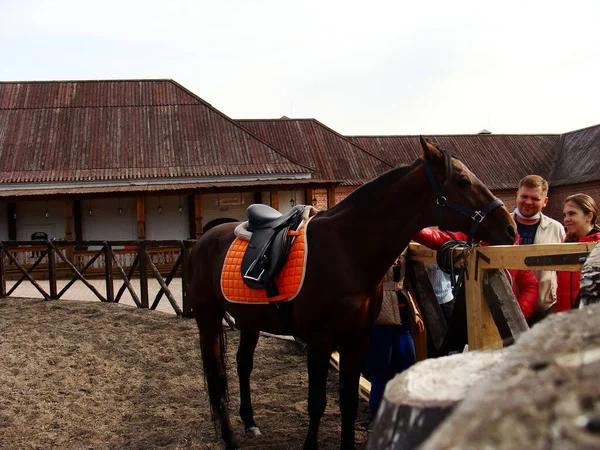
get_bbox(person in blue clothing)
[365,252,424,421]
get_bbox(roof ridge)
[0,102,203,111]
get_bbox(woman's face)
[563,201,593,237]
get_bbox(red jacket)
[556,231,600,312]
[413,228,539,319]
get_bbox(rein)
[422,150,504,244]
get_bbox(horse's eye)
[458,176,471,187]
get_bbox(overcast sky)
[1,0,599,136]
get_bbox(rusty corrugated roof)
[349,134,560,190]
[0,178,339,198]
[0,80,312,185]
[237,118,394,185]
[550,124,600,186]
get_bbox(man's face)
[516,185,548,218]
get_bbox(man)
[512,175,565,324]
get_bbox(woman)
[556,194,600,312]
[365,253,425,421]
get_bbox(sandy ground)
[0,297,370,450]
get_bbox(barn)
[1,78,599,242]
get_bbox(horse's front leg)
[303,345,332,450]
[237,328,262,437]
[338,338,370,450]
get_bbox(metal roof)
[0,80,312,186]
[550,124,600,186]
[237,118,394,186]
[349,134,560,190]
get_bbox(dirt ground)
[0,297,370,450]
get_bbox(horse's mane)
[319,158,423,217]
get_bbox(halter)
[422,149,504,244]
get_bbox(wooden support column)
[64,199,74,261]
[465,249,502,350]
[327,186,336,208]
[305,188,314,207]
[136,196,146,240]
[7,202,16,240]
[194,193,203,239]
[270,188,279,211]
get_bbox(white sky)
[1,0,599,135]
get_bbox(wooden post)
[64,199,74,261]
[47,241,57,299]
[105,242,114,303]
[7,202,17,240]
[136,196,146,240]
[465,250,502,350]
[182,241,192,317]
[327,186,336,208]
[194,193,203,239]
[305,188,314,207]
[0,242,6,297]
[139,242,149,308]
[270,188,279,211]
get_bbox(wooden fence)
[409,241,598,350]
[0,240,196,317]
[0,239,596,350]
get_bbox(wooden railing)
[0,240,196,317]
[408,241,598,351]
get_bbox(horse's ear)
[419,136,442,162]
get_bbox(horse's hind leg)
[196,308,240,450]
[338,338,370,450]
[303,346,332,450]
[237,329,262,436]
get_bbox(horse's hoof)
[245,426,262,437]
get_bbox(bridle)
[422,149,504,244]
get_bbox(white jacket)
[513,212,565,312]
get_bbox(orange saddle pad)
[221,220,310,304]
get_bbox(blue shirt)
[517,222,540,245]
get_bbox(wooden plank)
[181,243,192,317]
[407,243,437,264]
[477,242,597,271]
[112,252,141,307]
[47,242,57,299]
[0,242,49,300]
[465,251,502,351]
[0,242,6,297]
[482,269,529,346]
[49,241,106,302]
[148,254,183,316]
[139,243,149,308]
[57,248,104,299]
[105,242,114,303]
[330,351,371,402]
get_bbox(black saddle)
[241,204,305,297]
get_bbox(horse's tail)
[190,238,230,430]
[198,316,229,428]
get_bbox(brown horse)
[188,137,517,450]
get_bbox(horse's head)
[420,136,517,245]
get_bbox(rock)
[420,304,600,449]
[366,350,508,449]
